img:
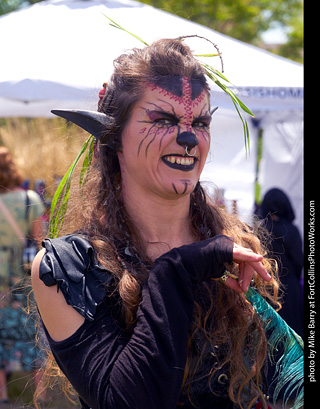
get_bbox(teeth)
[165,156,195,165]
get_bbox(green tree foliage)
[0,0,41,15]
[277,12,303,62]
[0,0,21,15]
[142,0,303,62]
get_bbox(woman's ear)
[51,109,111,140]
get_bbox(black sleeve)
[40,234,233,409]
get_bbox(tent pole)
[251,118,263,212]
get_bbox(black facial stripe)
[199,105,209,116]
[157,99,181,117]
[172,183,178,194]
[145,127,166,157]
[195,105,211,123]
[154,76,206,101]
[158,128,171,151]
[172,182,188,195]
[155,76,183,97]
[195,128,210,142]
[138,124,158,156]
[181,182,188,194]
[138,125,171,157]
[190,78,206,100]
[144,101,182,120]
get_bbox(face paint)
[149,76,206,133]
[137,78,211,158]
[172,179,193,195]
[118,77,211,199]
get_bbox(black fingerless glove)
[172,235,234,282]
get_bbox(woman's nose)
[176,132,199,150]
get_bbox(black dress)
[38,233,240,409]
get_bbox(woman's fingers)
[222,263,254,293]
[223,243,272,292]
[239,262,255,292]
[224,275,243,293]
[232,243,263,262]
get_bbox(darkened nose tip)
[176,132,199,149]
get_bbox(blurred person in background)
[257,187,304,338]
[0,146,45,404]
[256,188,304,402]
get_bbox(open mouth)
[162,155,197,171]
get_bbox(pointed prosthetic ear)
[210,106,219,115]
[51,109,111,140]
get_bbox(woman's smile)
[162,154,197,170]
[118,78,211,198]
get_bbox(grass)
[4,371,80,408]
[0,118,88,197]
[4,371,303,409]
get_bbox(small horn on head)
[51,109,111,140]
[210,106,219,115]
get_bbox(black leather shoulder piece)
[39,234,114,321]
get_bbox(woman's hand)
[222,243,271,293]
[173,235,270,290]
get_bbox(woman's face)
[117,76,211,200]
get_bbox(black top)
[39,234,236,409]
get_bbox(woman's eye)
[193,121,209,129]
[155,118,175,126]
[145,110,178,126]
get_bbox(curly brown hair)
[36,38,280,409]
[0,146,24,192]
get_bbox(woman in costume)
[31,38,300,409]
[0,146,45,403]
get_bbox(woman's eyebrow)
[144,100,182,117]
[146,109,179,122]
[192,113,212,124]
[138,101,181,122]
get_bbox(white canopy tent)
[0,0,304,235]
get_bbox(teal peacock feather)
[245,286,304,409]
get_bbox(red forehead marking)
[150,77,206,132]
[181,77,194,132]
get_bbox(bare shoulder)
[31,249,85,342]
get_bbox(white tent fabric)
[0,0,304,235]
[259,111,304,233]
